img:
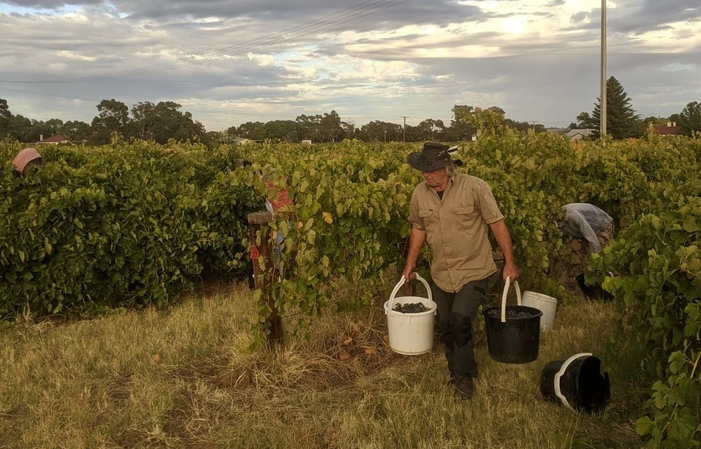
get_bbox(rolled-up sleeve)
[409,188,425,230]
[474,180,504,224]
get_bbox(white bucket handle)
[554,352,592,412]
[500,276,521,323]
[387,273,433,315]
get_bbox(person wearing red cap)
[12,147,43,177]
[401,142,518,400]
[261,170,294,278]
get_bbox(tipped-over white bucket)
[522,291,558,331]
[383,273,437,355]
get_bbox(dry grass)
[0,277,646,449]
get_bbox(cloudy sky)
[1,0,699,132]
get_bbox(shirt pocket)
[452,205,477,232]
[418,209,438,233]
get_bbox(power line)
[99,0,409,82]
[0,85,103,103]
[0,0,410,85]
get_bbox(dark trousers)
[432,279,488,379]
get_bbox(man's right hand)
[402,227,426,283]
[401,265,416,281]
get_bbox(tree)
[584,76,641,139]
[46,119,64,135]
[125,101,204,144]
[416,119,446,141]
[319,110,344,142]
[358,120,401,142]
[504,118,545,133]
[678,101,701,136]
[61,120,92,142]
[452,105,505,135]
[574,112,594,129]
[7,114,33,142]
[341,120,355,138]
[148,101,201,144]
[91,99,130,144]
[176,116,206,143]
[237,121,265,140]
[0,99,11,138]
[295,114,321,142]
[445,113,475,142]
[402,124,421,142]
[202,131,222,147]
[260,120,300,142]
[130,101,157,140]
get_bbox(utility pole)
[402,116,408,142]
[600,0,607,138]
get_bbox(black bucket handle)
[500,276,522,323]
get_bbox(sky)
[0,0,699,132]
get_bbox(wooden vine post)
[247,211,283,346]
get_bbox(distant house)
[546,127,570,135]
[228,137,252,145]
[652,122,681,136]
[36,134,69,145]
[565,129,596,141]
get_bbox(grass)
[0,275,647,449]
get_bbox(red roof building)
[652,122,681,136]
[37,134,69,144]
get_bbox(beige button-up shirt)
[409,173,504,292]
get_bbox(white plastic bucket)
[521,291,558,331]
[383,274,437,355]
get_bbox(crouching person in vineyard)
[401,142,519,400]
[12,147,42,177]
[560,203,614,262]
[261,169,295,278]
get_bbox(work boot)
[453,376,475,400]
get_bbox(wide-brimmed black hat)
[407,142,462,172]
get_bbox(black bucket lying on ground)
[540,353,611,413]
[483,305,542,364]
[575,274,613,301]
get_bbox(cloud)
[0,0,700,131]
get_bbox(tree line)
[0,99,209,146]
[229,108,549,144]
[1,78,699,146]
[0,98,545,146]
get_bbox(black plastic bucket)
[483,305,542,364]
[540,353,610,413]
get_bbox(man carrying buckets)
[401,142,519,400]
